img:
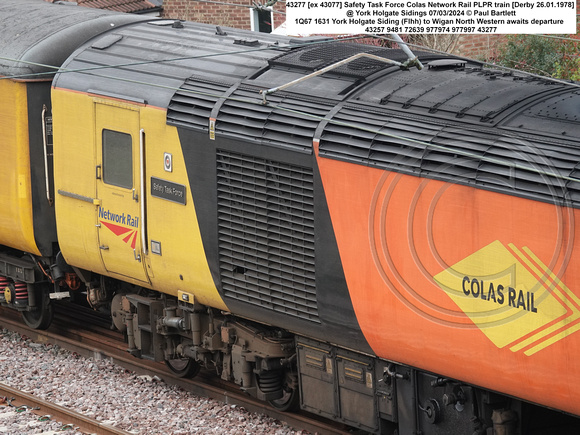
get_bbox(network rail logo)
[434,240,580,356]
[99,207,139,249]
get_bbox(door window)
[102,129,132,189]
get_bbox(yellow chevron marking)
[509,246,580,355]
[434,240,579,355]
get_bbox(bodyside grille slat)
[217,149,319,323]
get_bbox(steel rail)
[0,309,352,435]
[0,382,132,435]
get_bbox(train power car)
[2,1,580,434]
[0,0,147,328]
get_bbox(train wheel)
[165,357,201,378]
[21,289,53,330]
[268,386,299,412]
[261,371,299,412]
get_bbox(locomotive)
[2,0,580,433]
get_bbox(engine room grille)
[217,149,318,323]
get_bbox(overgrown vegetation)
[493,34,580,81]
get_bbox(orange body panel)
[317,152,580,416]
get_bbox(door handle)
[99,245,109,250]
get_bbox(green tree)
[494,35,580,81]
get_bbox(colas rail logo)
[98,207,140,249]
[434,240,580,356]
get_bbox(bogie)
[0,252,81,330]
[114,292,298,407]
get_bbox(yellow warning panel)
[0,80,40,255]
[434,240,580,355]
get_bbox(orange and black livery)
[2,1,580,433]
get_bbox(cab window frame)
[102,128,133,189]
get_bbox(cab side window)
[102,129,132,189]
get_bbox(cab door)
[95,102,149,283]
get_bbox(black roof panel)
[0,0,146,79]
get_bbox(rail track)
[0,383,133,435]
[0,306,354,435]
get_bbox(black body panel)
[179,127,373,353]
[26,82,57,257]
